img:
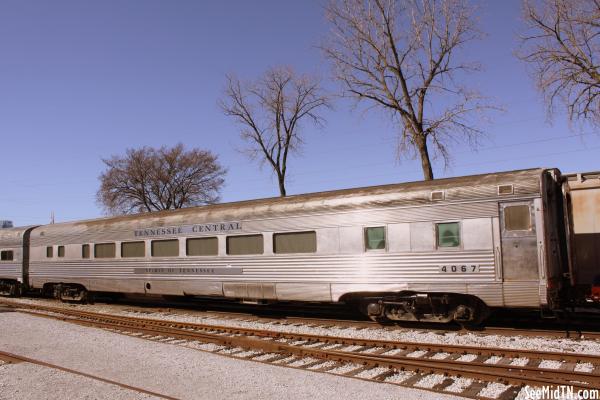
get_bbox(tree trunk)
[277,174,287,197]
[415,135,434,180]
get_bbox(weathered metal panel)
[339,226,363,254]
[462,218,493,250]
[502,281,541,306]
[565,172,600,285]
[410,222,434,251]
[388,223,411,252]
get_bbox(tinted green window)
[273,231,316,254]
[437,222,460,248]
[151,239,179,257]
[364,227,386,250]
[46,246,53,258]
[504,205,531,231]
[57,246,65,257]
[226,235,263,255]
[82,244,90,259]
[95,243,116,258]
[186,237,218,256]
[122,241,145,258]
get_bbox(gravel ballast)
[7,297,600,355]
[0,312,466,400]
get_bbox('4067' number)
[439,265,480,273]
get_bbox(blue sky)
[1,0,599,226]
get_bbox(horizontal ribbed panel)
[29,251,495,283]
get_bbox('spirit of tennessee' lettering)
[134,221,242,238]
[134,267,243,275]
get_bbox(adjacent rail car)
[17,168,571,324]
[564,172,600,304]
[0,226,36,296]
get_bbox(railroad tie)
[263,354,291,363]
[525,358,541,367]
[497,357,513,366]
[497,385,522,400]
[372,369,396,381]
[472,354,490,363]
[314,362,342,372]
[460,381,488,398]
[399,372,427,387]
[559,362,577,372]
[431,377,455,391]
[300,359,328,369]
[343,365,372,377]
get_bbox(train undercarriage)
[351,291,490,325]
[0,279,22,297]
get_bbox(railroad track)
[12,295,600,340]
[0,350,180,399]
[3,300,600,399]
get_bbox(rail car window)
[436,222,460,248]
[504,205,531,231]
[364,227,386,250]
[273,231,316,254]
[226,234,263,255]
[122,241,145,258]
[151,239,179,257]
[187,237,218,256]
[46,246,53,258]
[82,244,90,259]
[0,250,13,261]
[95,243,116,258]
[57,246,65,257]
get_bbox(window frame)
[435,221,462,250]
[226,234,264,256]
[151,239,180,258]
[503,203,534,233]
[363,226,387,252]
[0,250,14,261]
[273,231,317,255]
[186,237,219,257]
[121,241,146,258]
[94,242,116,259]
[82,244,90,259]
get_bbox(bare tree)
[220,67,330,196]
[97,144,226,215]
[518,0,600,127]
[323,0,493,180]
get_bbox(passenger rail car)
[0,226,36,296]
[0,168,575,324]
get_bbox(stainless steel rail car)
[3,168,575,323]
[0,226,36,296]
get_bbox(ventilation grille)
[431,191,445,201]
[498,184,514,195]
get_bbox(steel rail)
[0,350,182,400]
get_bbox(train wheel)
[10,283,21,297]
[59,285,89,303]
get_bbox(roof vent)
[498,184,514,195]
[431,191,445,201]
